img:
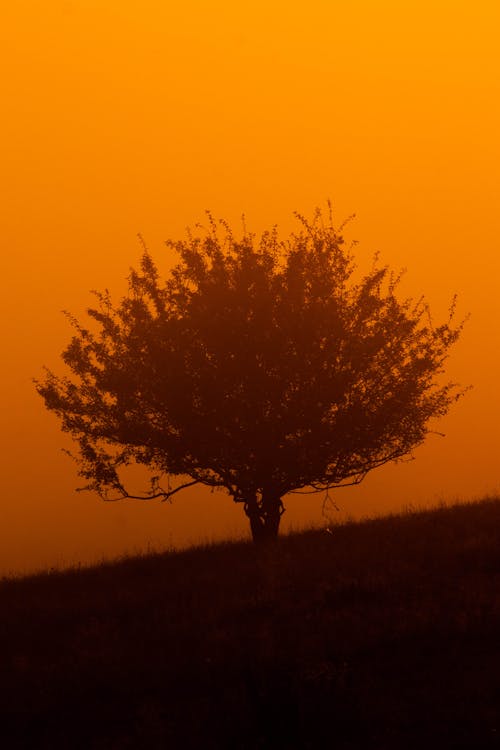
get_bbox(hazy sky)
[1,0,499,575]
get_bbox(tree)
[36,208,467,544]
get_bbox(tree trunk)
[244,491,284,545]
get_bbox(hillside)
[1,498,500,749]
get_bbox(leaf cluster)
[35,208,466,503]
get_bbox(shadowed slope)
[2,497,500,748]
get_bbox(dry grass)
[1,497,500,748]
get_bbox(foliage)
[35,207,467,541]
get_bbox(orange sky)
[1,0,499,575]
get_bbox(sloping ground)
[1,498,500,748]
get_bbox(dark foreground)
[2,498,500,749]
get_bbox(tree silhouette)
[36,208,467,543]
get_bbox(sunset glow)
[2,1,499,574]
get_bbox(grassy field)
[1,497,500,748]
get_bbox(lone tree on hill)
[36,208,467,543]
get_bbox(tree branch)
[109,479,200,503]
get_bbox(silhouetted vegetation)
[35,208,467,542]
[2,497,500,748]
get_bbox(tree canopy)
[36,208,467,543]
